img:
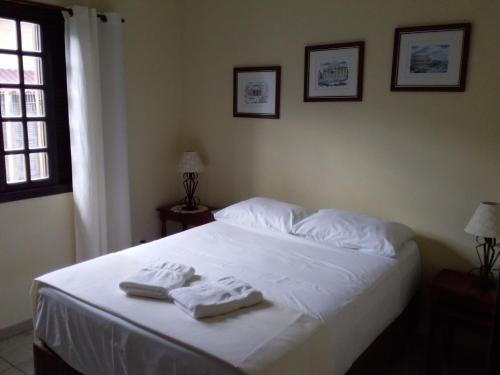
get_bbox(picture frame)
[233,66,281,119]
[304,42,364,102]
[391,23,471,91]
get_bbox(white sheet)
[33,221,420,375]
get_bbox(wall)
[0,0,79,332]
[83,0,184,243]
[0,194,75,330]
[180,0,500,281]
[2,0,499,330]
[1,0,185,330]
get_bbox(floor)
[0,331,34,375]
[0,330,487,375]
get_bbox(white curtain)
[64,6,132,262]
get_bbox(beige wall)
[84,0,184,243]
[1,0,184,329]
[180,0,500,281]
[2,0,499,329]
[0,194,75,329]
[0,0,78,331]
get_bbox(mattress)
[33,221,421,375]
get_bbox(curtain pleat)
[64,6,131,261]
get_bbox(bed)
[32,218,421,375]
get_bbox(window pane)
[23,56,43,85]
[21,22,41,52]
[5,154,26,184]
[0,18,17,50]
[0,88,22,117]
[0,54,20,84]
[27,121,47,149]
[25,89,45,117]
[29,152,49,180]
[2,122,24,151]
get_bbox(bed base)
[33,340,83,375]
[346,293,420,374]
[33,294,419,375]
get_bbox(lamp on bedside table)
[465,201,500,287]
[178,151,204,211]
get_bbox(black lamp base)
[472,237,499,290]
[181,172,200,211]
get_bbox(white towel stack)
[168,276,263,319]
[119,262,195,300]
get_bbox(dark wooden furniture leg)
[488,276,500,375]
[427,314,446,375]
[161,219,167,237]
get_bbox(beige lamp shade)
[465,202,500,238]
[178,151,204,173]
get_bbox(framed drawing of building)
[304,42,364,101]
[233,66,281,119]
[391,23,471,91]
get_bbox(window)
[0,2,71,203]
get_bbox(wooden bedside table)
[427,269,497,374]
[157,203,216,237]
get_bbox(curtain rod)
[4,0,125,23]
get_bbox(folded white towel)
[120,262,195,300]
[168,276,263,319]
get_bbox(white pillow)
[291,208,415,257]
[214,197,314,233]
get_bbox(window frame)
[0,2,72,203]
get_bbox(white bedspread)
[32,221,420,375]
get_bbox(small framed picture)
[233,66,281,119]
[391,23,471,91]
[304,42,364,102]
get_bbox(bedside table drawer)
[431,288,496,316]
[427,269,497,375]
[430,304,495,331]
[430,269,496,314]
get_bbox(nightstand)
[157,203,216,237]
[427,269,497,374]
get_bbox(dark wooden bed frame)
[33,294,420,375]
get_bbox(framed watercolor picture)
[304,42,364,101]
[391,23,471,91]
[233,66,281,119]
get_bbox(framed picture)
[391,23,471,91]
[304,42,364,101]
[233,66,281,119]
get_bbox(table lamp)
[178,151,204,211]
[465,201,500,286]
